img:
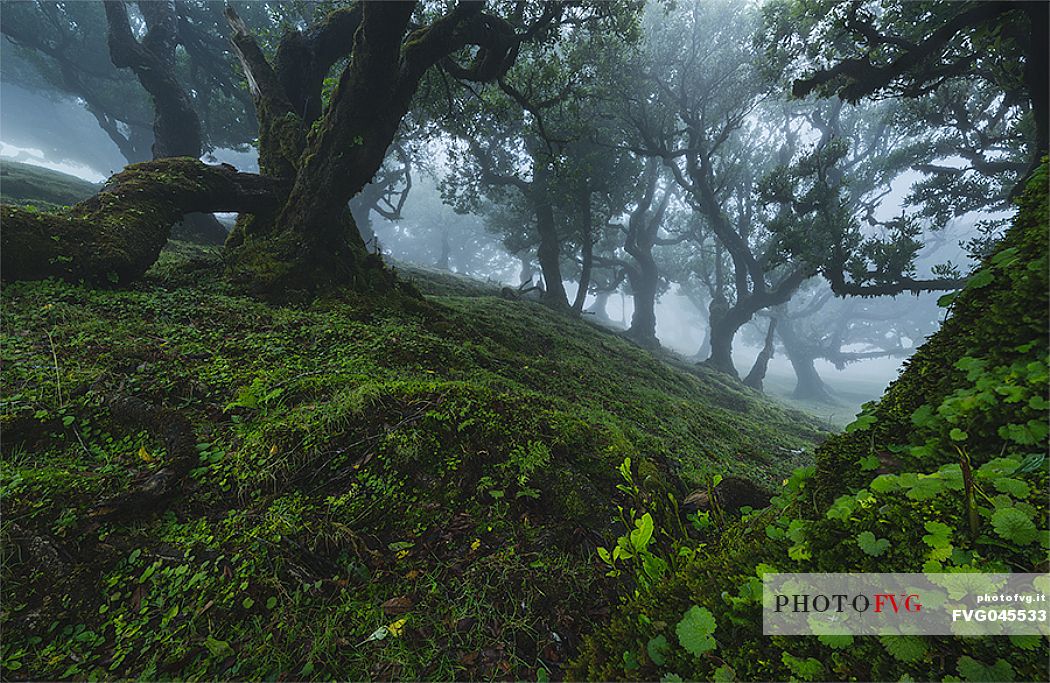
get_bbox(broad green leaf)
[856,531,890,556]
[675,605,717,656]
[880,635,926,663]
[990,508,1038,545]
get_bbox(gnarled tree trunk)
[1,158,282,284]
[3,1,548,295]
[743,317,778,391]
[778,317,836,404]
[104,1,228,246]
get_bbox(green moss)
[0,252,821,680]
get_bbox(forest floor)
[1,243,826,680]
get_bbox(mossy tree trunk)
[221,1,528,297]
[705,269,807,376]
[624,167,672,348]
[3,2,544,295]
[533,170,570,310]
[1,158,283,284]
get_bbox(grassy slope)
[574,165,1049,682]
[1,248,823,680]
[0,160,99,208]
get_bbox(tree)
[769,281,940,402]
[3,1,572,297]
[772,0,1047,174]
[591,161,687,347]
[2,1,155,165]
[623,1,812,374]
[758,98,967,298]
[1,0,264,243]
[439,7,640,310]
[1,1,258,164]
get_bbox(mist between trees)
[1,0,1043,414]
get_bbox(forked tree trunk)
[778,317,835,403]
[626,268,659,348]
[2,2,541,294]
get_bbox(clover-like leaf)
[990,508,1038,545]
[845,414,876,433]
[921,521,952,548]
[991,477,1030,498]
[646,635,670,666]
[957,656,1014,682]
[856,531,890,556]
[675,605,717,656]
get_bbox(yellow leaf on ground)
[388,618,407,637]
[138,446,154,463]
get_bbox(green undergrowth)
[572,165,1050,681]
[1,243,821,680]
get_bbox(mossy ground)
[0,161,99,209]
[1,244,822,680]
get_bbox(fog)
[1,0,1028,425]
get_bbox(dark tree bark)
[592,163,674,347]
[743,317,778,391]
[572,184,594,314]
[103,1,228,245]
[1,158,283,284]
[778,317,835,404]
[534,188,570,309]
[105,1,201,160]
[623,167,671,347]
[230,1,526,296]
[472,139,570,309]
[705,269,807,376]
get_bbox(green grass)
[0,246,823,680]
[0,160,99,209]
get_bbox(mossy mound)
[572,165,1049,681]
[0,160,99,209]
[0,249,822,680]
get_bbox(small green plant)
[225,377,284,414]
[597,458,670,592]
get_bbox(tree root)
[88,396,198,522]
